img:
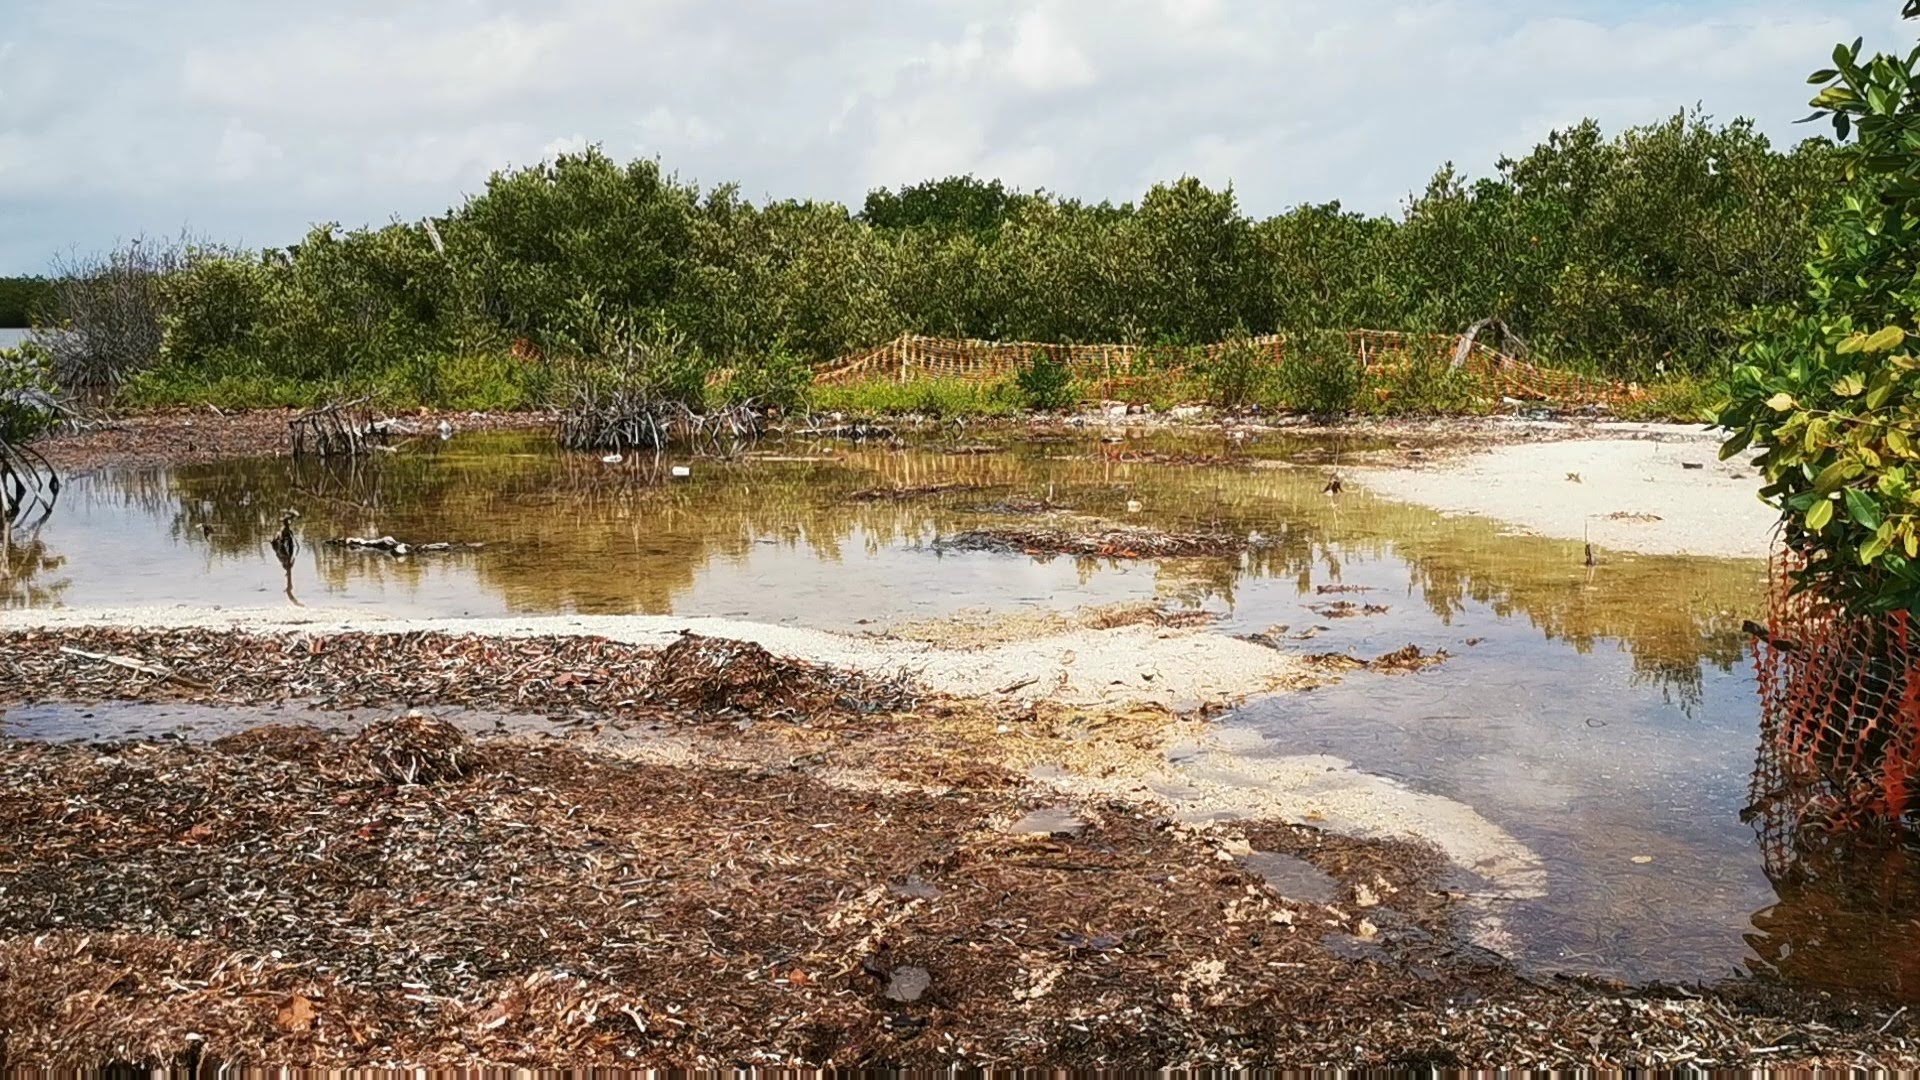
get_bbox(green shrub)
[1359,353,1486,416]
[1015,348,1077,411]
[1273,331,1361,416]
[1203,332,1268,410]
[808,376,1021,419]
[0,342,58,442]
[1716,28,1920,613]
[719,343,811,411]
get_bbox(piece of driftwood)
[57,645,210,690]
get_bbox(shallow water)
[6,427,1917,999]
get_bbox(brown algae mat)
[2,626,1918,1068]
[0,721,1915,1070]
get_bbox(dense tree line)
[0,277,51,328]
[23,110,1840,397]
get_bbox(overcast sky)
[0,0,1908,273]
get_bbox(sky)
[0,0,1910,273]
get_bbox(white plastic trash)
[671,465,692,478]
[601,453,623,464]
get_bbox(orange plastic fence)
[1752,552,1920,839]
[814,331,1645,408]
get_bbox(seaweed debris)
[937,523,1265,559]
[1304,644,1449,675]
[0,732,1910,1070]
[650,631,917,719]
[1308,601,1392,619]
[0,627,914,726]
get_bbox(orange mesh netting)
[814,331,1644,408]
[1751,551,1920,848]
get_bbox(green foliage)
[716,342,810,410]
[1014,348,1078,411]
[62,115,1841,411]
[1358,354,1486,416]
[0,342,57,442]
[807,377,1023,420]
[0,277,52,328]
[1614,373,1727,424]
[1202,333,1266,410]
[1717,24,1920,612]
[553,310,711,411]
[1274,332,1363,416]
[861,176,1022,234]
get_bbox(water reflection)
[13,431,1761,696]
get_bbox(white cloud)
[0,0,1910,270]
[1003,9,1097,91]
[635,107,721,151]
[211,122,283,183]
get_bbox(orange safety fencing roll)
[814,331,1646,409]
[1751,551,1920,847]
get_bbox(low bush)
[808,376,1023,419]
[1273,331,1362,416]
[0,342,58,442]
[1014,348,1078,411]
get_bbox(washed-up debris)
[0,732,1901,1070]
[785,420,897,441]
[938,523,1266,559]
[349,712,475,784]
[883,966,932,1003]
[326,536,485,556]
[1605,511,1664,523]
[1314,584,1376,595]
[210,722,329,761]
[56,645,207,690]
[848,482,982,502]
[34,410,556,471]
[4,627,923,732]
[1308,601,1391,619]
[1097,449,1251,467]
[651,631,917,719]
[1305,644,1449,675]
[966,495,1063,515]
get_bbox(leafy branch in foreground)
[1718,19,1920,611]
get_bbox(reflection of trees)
[102,432,1761,689]
[0,527,67,606]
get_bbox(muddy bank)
[1353,430,1776,560]
[32,409,557,470]
[0,723,1913,1070]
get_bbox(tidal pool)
[7,427,1912,1000]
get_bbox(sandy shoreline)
[1353,426,1777,560]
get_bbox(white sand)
[1354,428,1777,560]
[3,605,1308,714]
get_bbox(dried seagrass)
[348,712,476,784]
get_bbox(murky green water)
[6,427,1915,1000]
